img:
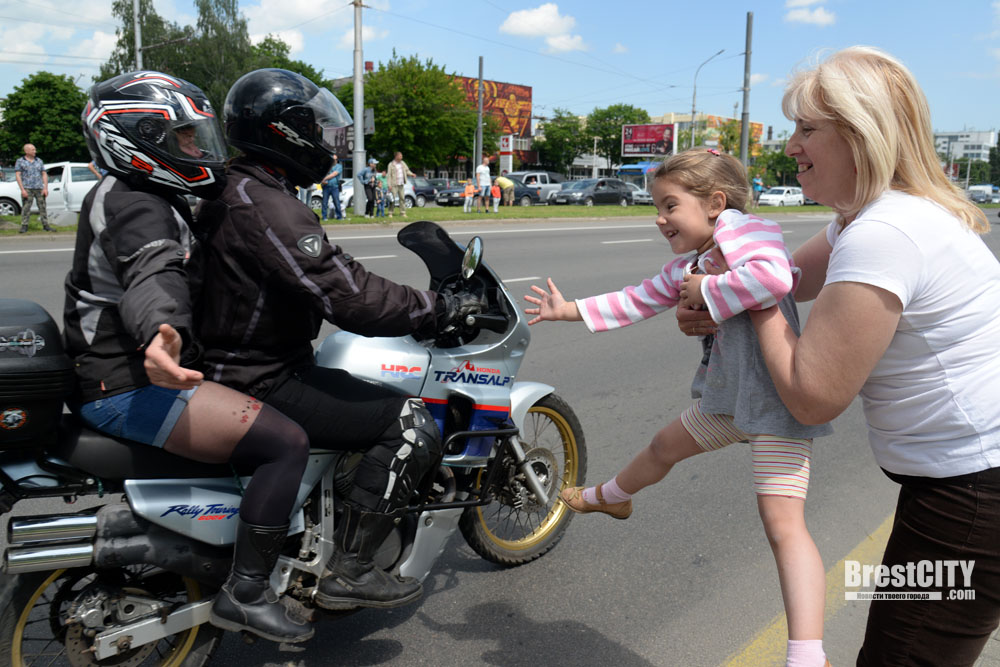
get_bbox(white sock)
[582,477,632,505]
[786,639,825,667]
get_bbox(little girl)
[525,148,833,667]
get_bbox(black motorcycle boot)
[313,504,422,610]
[209,520,315,643]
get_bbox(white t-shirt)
[475,164,491,189]
[826,190,1000,477]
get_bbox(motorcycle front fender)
[509,381,554,432]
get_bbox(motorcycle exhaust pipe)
[5,542,94,573]
[8,514,98,545]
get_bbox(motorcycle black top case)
[0,299,75,447]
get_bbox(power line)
[0,14,114,31]
[18,0,117,28]
[0,50,107,62]
[0,57,101,69]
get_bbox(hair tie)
[706,148,720,156]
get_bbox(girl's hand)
[524,278,580,324]
[701,246,729,275]
[680,273,707,309]
[144,323,204,390]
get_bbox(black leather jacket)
[63,176,199,402]
[192,158,440,398]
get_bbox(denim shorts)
[78,385,198,447]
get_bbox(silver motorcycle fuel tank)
[315,331,431,394]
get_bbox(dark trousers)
[262,365,406,452]
[363,183,375,217]
[858,466,1000,666]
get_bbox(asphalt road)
[2,210,998,666]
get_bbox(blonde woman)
[737,47,1000,665]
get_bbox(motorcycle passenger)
[65,71,314,644]
[184,68,480,610]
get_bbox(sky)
[1,0,999,142]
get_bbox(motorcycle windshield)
[397,220,470,287]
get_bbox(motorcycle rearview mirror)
[461,236,483,281]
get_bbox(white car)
[627,183,653,205]
[0,161,99,216]
[758,186,804,207]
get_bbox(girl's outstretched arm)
[524,278,582,325]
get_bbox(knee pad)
[349,399,442,512]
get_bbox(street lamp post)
[690,49,724,150]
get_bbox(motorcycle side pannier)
[0,299,75,448]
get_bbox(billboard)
[454,76,533,138]
[622,124,676,157]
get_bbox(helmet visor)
[299,88,352,153]
[163,117,228,163]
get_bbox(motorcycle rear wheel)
[0,567,222,667]
[459,393,587,565]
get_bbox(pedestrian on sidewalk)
[15,143,52,232]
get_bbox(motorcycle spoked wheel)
[0,566,222,667]
[459,393,587,565]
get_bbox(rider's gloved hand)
[436,289,485,332]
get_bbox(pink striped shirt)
[576,210,796,332]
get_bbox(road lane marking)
[722,512,894,666]
[353,254,396,260]
[0,248,73,255]
[502,276,542,283]
[602,239,653,245]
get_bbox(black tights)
[229,405,310,526]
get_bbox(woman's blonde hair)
[783,46,987,232]
[652,147,750,213]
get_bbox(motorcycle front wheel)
[459,393,587,565]
[0,566,222,667]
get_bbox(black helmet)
[224,68,352,187]
[81,71,228,199]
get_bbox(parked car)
[627,183,653,205]
[435,179,543,207]
[0,161,100,217]
[970,190,992,204]
[550,178,632,207]
[409,176,437,207]
[758,186,804,206]
[506,170,565,202]
[427,178,453,191]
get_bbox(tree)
[990,147,1000,188]
[716,119,741,155]
[97,0,191,83]
[533,108,585,173]
[0,72,89,163]
[251,35,333,89]
[952,158,990,186]
[753,142,798,186]
[585,104,650,168]
[360,52,490,172]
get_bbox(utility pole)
[592,136,598,177]
[475,57,484,173]
[739,11,753,166]
[352,0,366,216]
[133,0,143,69]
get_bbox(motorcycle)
[0,220,587,666]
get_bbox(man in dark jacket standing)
[193,69,480,612]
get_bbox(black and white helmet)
[81,71,228,199]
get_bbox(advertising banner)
[622,124,676,157]
[454,77,533,138]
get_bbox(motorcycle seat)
[48,415,252,481]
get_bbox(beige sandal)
[559,485,632,520]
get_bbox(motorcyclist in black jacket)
[180,68,480,610]
[65,71,314,644]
